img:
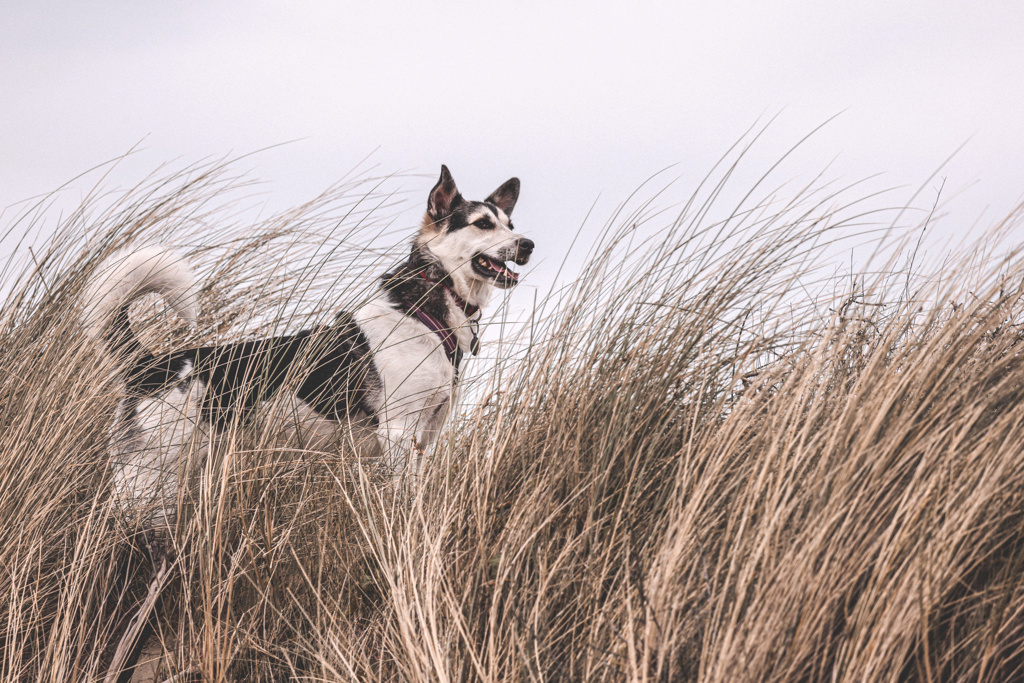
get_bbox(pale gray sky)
[3,0,1024,298]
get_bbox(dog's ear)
[427,165,463,221]
[486,177,520,217]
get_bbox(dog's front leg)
[376,418,430,480]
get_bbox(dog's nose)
[515,238,535,265]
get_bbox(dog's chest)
[355,300,457,418]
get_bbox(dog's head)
[415,165,534,301]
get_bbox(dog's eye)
[473,219,494,230]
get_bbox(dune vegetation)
[2,153,1024,682]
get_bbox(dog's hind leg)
[105,555,170,683]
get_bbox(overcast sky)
[3,0,1024,301]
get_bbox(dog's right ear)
[486,177,520,217]
[427,165,463,222]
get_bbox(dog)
[85,166,534,517]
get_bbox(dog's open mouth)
[472,253,520,288]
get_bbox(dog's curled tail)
[84,247,197,355]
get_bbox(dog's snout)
[515,237,535,265]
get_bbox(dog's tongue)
[485,255,518,281]
[495,260,519,281]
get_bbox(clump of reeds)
[2,153,1024,682]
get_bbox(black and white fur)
[85,166,534,515]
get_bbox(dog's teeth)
[476,255,520,282]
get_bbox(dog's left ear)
[428,165,463,222]
[486,177,520,217]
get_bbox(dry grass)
[2,156,1024,681]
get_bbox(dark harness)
[408,271,480,368]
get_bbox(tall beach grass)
[1,153,1023,681]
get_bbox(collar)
[419,270,480,318]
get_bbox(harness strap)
[406,303,465,367]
